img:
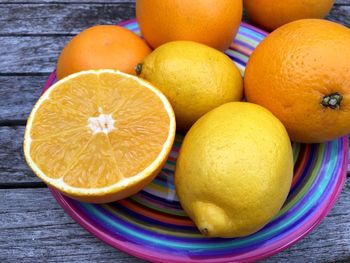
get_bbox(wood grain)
[0,0,348,3]
[0,0,135,3]
[1,5,350,75]
[0,126,40,186]
[0,76,42,121]
[336,0,350,4]
[0,188,144,263]
[0,182,349,263]
[0,3,349,36]
[327,5,350,26]
[0,36,67,74]
[0,3,135,35]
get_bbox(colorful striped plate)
[44,20,349,262]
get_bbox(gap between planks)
[0,182,46,189]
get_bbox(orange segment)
[64,133,122,188]
[30,100,87,140]
[108,119,169,179]
[49,74,101,116]
[97,72,136,114]
[30,128,91,179]
[24,70,176,203]
[30,74,102,140]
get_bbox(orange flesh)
[29,72,170,188]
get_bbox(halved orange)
[24,70,176,203]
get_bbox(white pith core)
[87,107,116,135]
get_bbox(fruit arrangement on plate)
[23,0,349,262]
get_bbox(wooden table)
[1,1,349,262]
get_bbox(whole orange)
[136,0,243,51]
[244,19,350,143]
[56,25,151,80]
[244,0,335,31]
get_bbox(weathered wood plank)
[0,2,349,36]
[0,0,348,4]
[336,0,350,4]
[0,188,144,263]
[0,126,39,185]
[0,3,135,35]
[0,181,349,262]
[1,5,349,75]
[0,0,349,3]
[327,4,350,26]
[2,14,349,76]
[0,0,135,3]
[0,35,69,74]
[0,76,42,120]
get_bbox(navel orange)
[56,25,151,80]
[244,19,350,143]
[24,70,176,203]
[244,0,335,31]
[136,0,243,51]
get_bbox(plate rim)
[49,135,348,262]
[43,19,349,262]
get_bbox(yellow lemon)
[136,41,243,131]
[175,102,293,238]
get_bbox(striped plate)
[44,20,349,262]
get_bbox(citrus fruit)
[137,41,243,130]
[24,70,176,203]
[175,102,293,238]
[244,0,335,31]
[56,25,151,80]
[136,0,243,51]
[245,19,350,143]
